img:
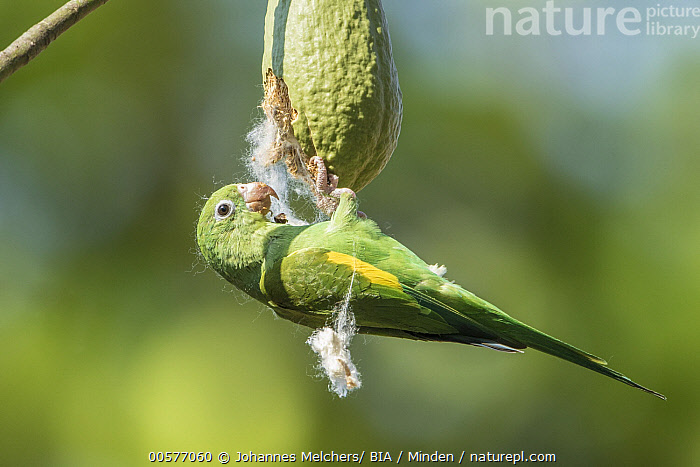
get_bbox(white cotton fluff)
[244,118,313,225]
[428,263,448,277]
[306,300,361,398]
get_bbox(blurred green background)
[1,0,698,465]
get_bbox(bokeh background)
[1,0,698,465]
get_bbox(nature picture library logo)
[486,1,700,38]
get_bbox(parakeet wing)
[260,246,461,334]
[260,246,531,352]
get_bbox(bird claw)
[310,156,364,217]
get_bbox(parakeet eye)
[214,200,234,221]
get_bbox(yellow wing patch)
[325,251,402,290]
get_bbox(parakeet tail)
[512,324,666,400]
[402,285,665,399]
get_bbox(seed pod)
[262,0,402,193]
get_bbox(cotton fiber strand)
[245,118,311,225]
[246,115,361,397]
[307,303,361,398]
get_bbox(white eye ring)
[214,200,235,221]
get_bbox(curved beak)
[237,182,279,216]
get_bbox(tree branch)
[0,0,111,84]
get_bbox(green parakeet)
[197,182,665,399]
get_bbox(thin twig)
[0,0,111,84]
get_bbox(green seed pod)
[262,0,402,193]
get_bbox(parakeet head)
[197,183,278,270]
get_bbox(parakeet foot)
[309,156,366,218]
